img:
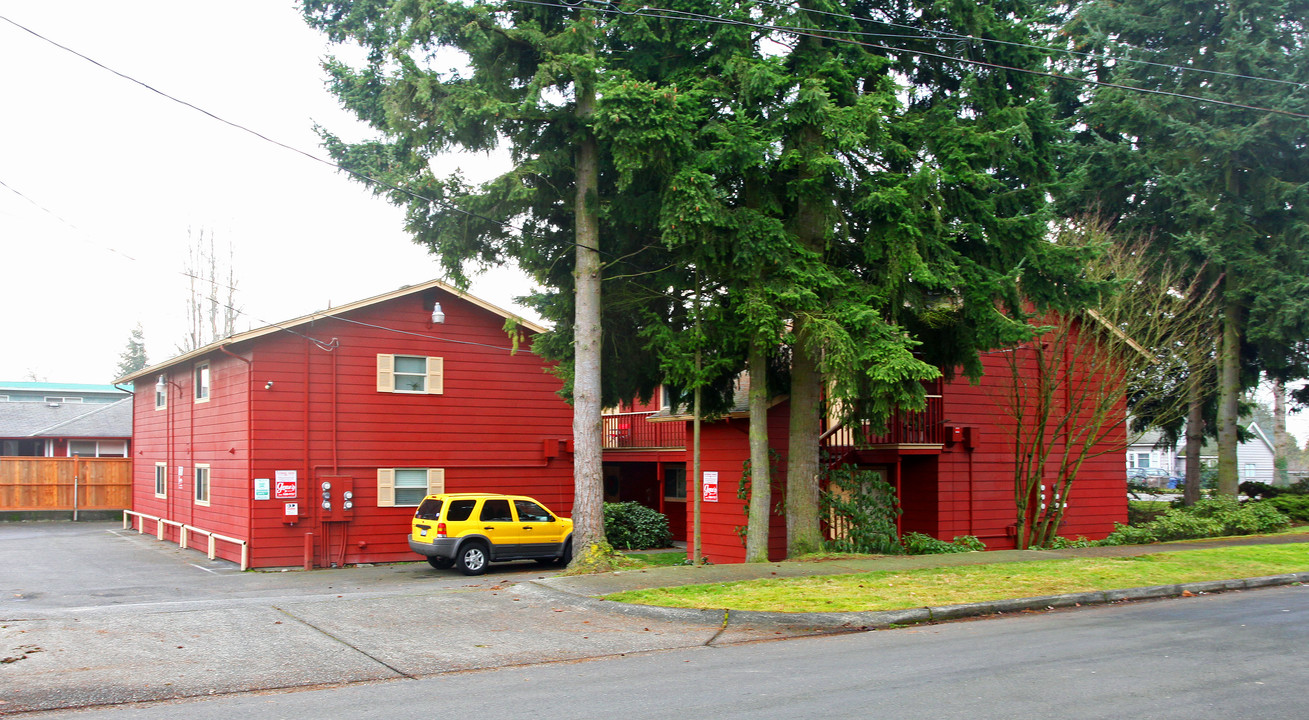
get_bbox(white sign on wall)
[703,471,719,502]
[254,478,270,501]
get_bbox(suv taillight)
[436,522,447,538]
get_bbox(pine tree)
[114,323,148,380]
[1064,0,1309,496]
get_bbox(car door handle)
[522,526,534,530]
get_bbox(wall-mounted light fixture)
[431,302,445,324]
[265,381,275,390]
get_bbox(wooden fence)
[0,457,133,512]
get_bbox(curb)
[530,571,1309,633]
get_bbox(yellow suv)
[408,493,574,575]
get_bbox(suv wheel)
[456,542,489,576]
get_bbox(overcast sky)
[0,0,526,385]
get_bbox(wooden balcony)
[602,412,686,450]
[821,395,944,451]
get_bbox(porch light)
[431,302,445,324]
[155,375,165,395]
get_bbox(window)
[44,396,83,403]
[68,441,98,457]
[194,465,210,505]
[155,462,167,498]
[66,440,127,458]
[376,354,443,395]
[664,466,687,500]
[194,363,210,402]
[155,379,167,410]
[1244,463,1257,479]
[376,468,445,507]
[1136,453,1151,469]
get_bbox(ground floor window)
[664,465,687,501]
[194,465,210,506]
[377,468,445,507]
[67,440,127,458]
[155,462,167,498]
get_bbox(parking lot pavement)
[0,523,798,714]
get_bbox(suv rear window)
[447,499,477,522]
[415,498,443,520]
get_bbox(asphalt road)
[16,583,1309,719]
[5,522,1308,718]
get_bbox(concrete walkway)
[535,534,1309,629]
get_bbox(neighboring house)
[1125,428,1181,476]
[1136,421,1278,485]
[605,346,1129,564]
[1236,422,1277,484]
[116,280,573,569]
[0,388,133,458]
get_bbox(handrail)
[123,510,249,571]
[602,411,686,450]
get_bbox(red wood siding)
[687,405,790,564]
[130,289,574,568]
[129,350,251,558]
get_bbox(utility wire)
[742,0,1308,90]
[509,0,1309,119]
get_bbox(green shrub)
[902,532,984,555]
[822,465,902,555]
[1106,497,1291,545]
[1100,522,1159,546]
[1266,495,1309,523]
[1240,481,1281,499]
[603,502,673,550]
[1127,502,1168,527]
[1148,511,1224,541]
[1044,535,1096,549]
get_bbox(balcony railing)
[602,411,686,450]
[822,395,944,449]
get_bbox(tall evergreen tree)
[303,0,696,563]
[602,0,1091,556]
[1064,0,1309,496]
[114,323,148,380]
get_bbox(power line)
[515,0,1309,119]
[741,0,1308,90]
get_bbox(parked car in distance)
[408,493,574,575]
[1127,467,1175,489]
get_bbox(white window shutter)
[427,468,445,495]
[377,468,395,507]
[427,357,444,395]
[377,354,395,392]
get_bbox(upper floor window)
[44,396,84,403]
[194,363,210,402]
[376,354,443,395]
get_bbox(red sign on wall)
[274,470,298,500]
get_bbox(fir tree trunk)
[1273,378,1290,486]
[786,322,823,557]
[570,66,606,556]
[1216,292,1241,497]
[744,338,772,562]
[1184,377,1205,506]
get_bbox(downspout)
[219,345,253,552]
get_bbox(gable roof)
[116,279,546,384]
[0,397,133,439]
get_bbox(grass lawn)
[605,544,1309,613]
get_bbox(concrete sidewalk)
[535,534,1309,629]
